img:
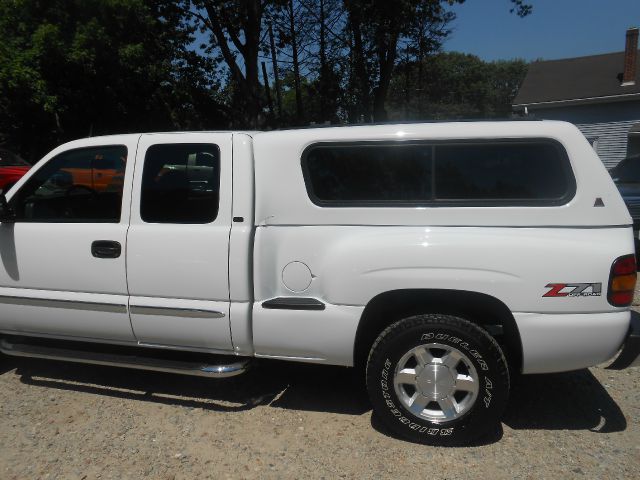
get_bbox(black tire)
[366,314,509,446]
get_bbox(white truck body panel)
[126,132,234,351]
[253,226,633,313]
[252,304,363,364]
[251,225,633,369]
[515,311,629,373]
[228,134,256,356]
[0,134,140,341]
[252,121,629,227]
[0,122,636,376]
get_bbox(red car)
[0,149,31,193]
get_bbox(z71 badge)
[543,283,602,297]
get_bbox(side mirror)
[0,194,16,223]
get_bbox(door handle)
[91,240,121,259]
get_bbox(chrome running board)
[0,338,250,378]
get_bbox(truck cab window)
[9,145,127,222]
[140,143,220,223]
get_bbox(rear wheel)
[366,314,510,445]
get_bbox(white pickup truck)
[0,121,638,445]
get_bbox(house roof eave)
[513,91,640,110]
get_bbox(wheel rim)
[393,342,479,423]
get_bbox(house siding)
[527,101,640,168]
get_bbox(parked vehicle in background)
[0,122,638,446]
[609,154,640,254]
[0,149,30,193]
[60,150,126,193]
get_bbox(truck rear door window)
[302,139,574,206]
[140,143,220,223]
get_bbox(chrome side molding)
[0,295,127,313]
[129,305,226,318]
[0,338,249,378]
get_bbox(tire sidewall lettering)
[381,329,497,435]
[368,315,510,445]
[483,376,494,408]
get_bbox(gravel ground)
[1,307,639,479]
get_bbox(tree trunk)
[318,0,328,122]
[202,0,264,129]
[372,30,399,122]
[288,0,304,124]
[372,88,387,122]
[268,23,283,119]
[261,61,274,119]
[403,52,410,119]
[242,1,263,128]
[345,2,371,122]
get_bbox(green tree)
[342,0,532,122]
[387,52,528,120]
[0,0,225,161]
[176,0,533,127]
[343,0,456,122]
[187,0,267,129]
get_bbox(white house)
[513,28,640,168]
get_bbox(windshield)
[610,156,640,183]
[0,149,29,167]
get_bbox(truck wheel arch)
[353,289,523,374]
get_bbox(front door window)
[9,145,127,222]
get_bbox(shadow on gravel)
[504,369,627,433]
[10,357,369,416]
[369,411,505,447]
[369,369,626,446]
[5,358,626,437]
[0,357,17,375]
